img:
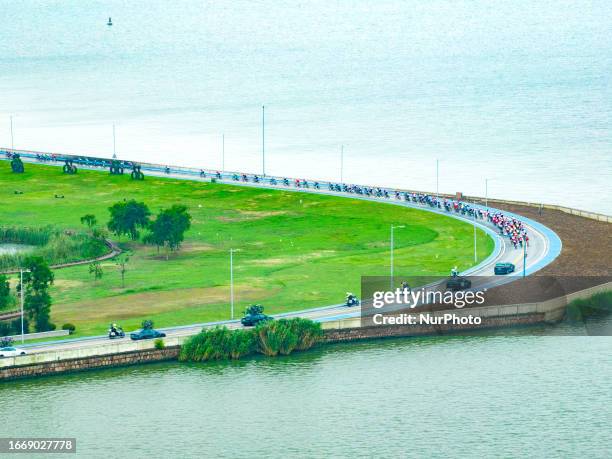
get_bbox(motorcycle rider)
[346,292,358,307]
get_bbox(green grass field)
[0,162,493,336]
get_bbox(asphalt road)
[2,155,554,355]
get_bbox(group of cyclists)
[7,150,531,250]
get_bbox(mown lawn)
[0,162,493,336]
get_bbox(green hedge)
[179,318,323,362]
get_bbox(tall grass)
[179,318,323,362]
[566,291,612,322]
[180,326,256,361]
[0,226,52,246]
[0,227,108,271]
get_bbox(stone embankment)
[2,281,609,381]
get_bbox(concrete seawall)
[1,282,609,381]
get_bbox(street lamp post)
[473,201,478,263]
[261,105,266,176]
[222,133,225,173]
[19,268,30,344]
[523,242,527,278]
[340,145,344,184]
[230,249,235,320]
[390,225,405,290]
[112,124,117,159]
[436,159,439,201]
[10,116,14,151]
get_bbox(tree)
[20,257,55,332]
[145,205,192,259]
[0,274,11,310]
[89,261,103,283]
[115,253,130,288]
[107,200,151,240]
[80,214,97,229]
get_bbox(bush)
[180,318,322,362]
[1,336,14,347]
[566,291,612,321]
[141,319,154,330]
[61,323,76,334]
[154,338,165,350]
[0,318,28,337]
[255,319,299,356]
[179,326,256,362]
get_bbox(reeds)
[179,318,323,362]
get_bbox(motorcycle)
[345,293,360,307]
[108,325,125,339]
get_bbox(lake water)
[0,243,34,256]
[2,320,611,458]
[1,1,611,214]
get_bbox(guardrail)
[6,329,70,342]
[3,147,609,224]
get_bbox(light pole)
[222,133,225,173]
[390,225,405,290]
[261,105,266,176]
[10,116,14,151]
[230,249,235,320]
[340,145,344,183]
[485,178,494,210]
[523,241,527,278]
[473,201,478,263]
[19,269,30,343]
[436,159,439,201]
[112,124,117,159]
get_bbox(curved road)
[1,152,561,355]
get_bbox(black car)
[130,328,166,340]
[240,313,273,327]
[494,262,516,275]
[446,276,472,291]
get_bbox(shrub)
[1,336,14,347]
[180,326,256,362]
[566,291,612,322]
[180,318,322,362]
[141,319,154,330]
[61,323,76,334]
[154,338,165,350]
[255,319,299,356]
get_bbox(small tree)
[145,205,192,259]
[115,253,130,288]
[0,336,14,347]
[0,274,11,310]
[107,200,151,240]
[141,319,154,330]
[80,214,97,230]
[89,261,103,283]
[21,256,55,332]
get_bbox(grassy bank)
[0,162,493,336]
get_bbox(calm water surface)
[1,1,611,213]
[0,243,34,256]
[2,324,611,458]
